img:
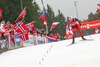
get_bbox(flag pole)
[41,0,46,12]
[74,1,79,19]
[41,0,48,34]
[20,0,23,11]
[15,0,24,23]
[14,7,26,23]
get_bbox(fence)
[0,33,58,53]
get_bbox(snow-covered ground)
[0,34,100,67]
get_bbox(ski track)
[0,34,100,67]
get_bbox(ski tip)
[66,44,72,46]
[80,39,94,41]
[66,42,77,47]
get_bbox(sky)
[0,34,100,67]
[35,0,100,20]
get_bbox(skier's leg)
[71,38,75,44]
[2,33,5,39]
[78,30,86,40]
[71,31,75,44]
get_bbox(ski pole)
[83,30,93,40]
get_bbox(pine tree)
[0,0,41,24]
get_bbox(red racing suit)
[69,18,83,38]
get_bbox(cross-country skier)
[68,17,86,44]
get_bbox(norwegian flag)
[50,22,59,31]
[13,21,29,33]
[66,23,73,39]
[20,33,29,41]
[19,7,26,19]
[26,22,35,31]
[40,12,47,26]
[0,8,3,19]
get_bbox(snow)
[0,34,100,67]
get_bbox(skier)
[68,17,86,44]
[0,21,6,39]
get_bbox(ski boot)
[82,36,86,40]
[71,38,75,44]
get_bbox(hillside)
[0,34,100,67]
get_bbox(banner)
[11,34,22,49]
[24,35,34,47]
[37,35,46,44]
[46,36,57,42]
[80,20,100,30]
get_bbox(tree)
[88,12,95,21]
[83,12,100,35]
[0,0,41,24]
[28,1,43,29]
[0,0,67,38]
[46,4,55,32]
[0,0,21,23]
[54,10,67,37]
[87,12,100,21]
